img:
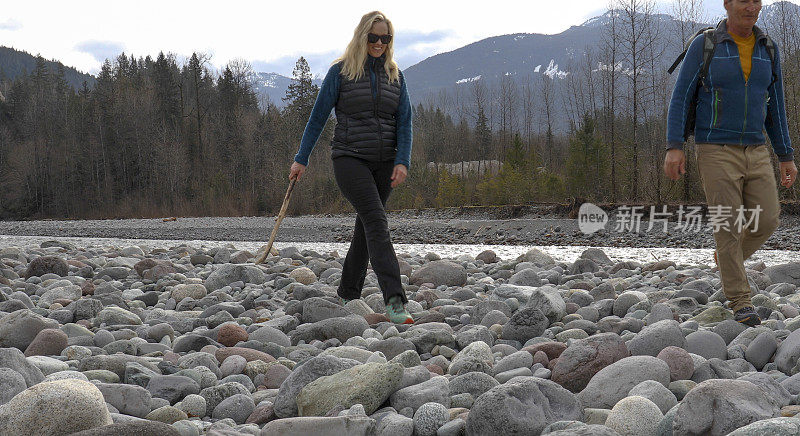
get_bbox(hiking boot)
[339,296,353,306]
[734,306,761,327]
[386,296,414,324]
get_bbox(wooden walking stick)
[255,178,297,265]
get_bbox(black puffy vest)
[332,56,401,162]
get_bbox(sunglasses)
[367,33,392,44]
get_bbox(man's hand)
[779,160,798,188]
[664,149,686,181]
[391,164,408,188]
[289,162,306,181]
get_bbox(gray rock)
[502,307,548,343]
[295,362,403,416]
[273,355,361,418]
[413,402,448,436]
[302,297,351,323]
[672,379,780,436]
[454,324,494,349]
[527,286,567,323]
[449,371,500,398]
[764,263,800,286]
[774,327,800,374]
[0,347,44,387]
[626,320,686,357]
[69,420,183,435]
[517,248,555,265]
[398,365,431,390]
[466,376,582,436]
[684,330,727,360]
[411,260,467,287]
[449,341,493,375]
[605,395,663,436]
[578,355,670,409]
[0,379,112,435]
[146,375,201,405]
[289,315,369,345]
[259,415,375,436]
[509,269,544,287]
[746,331,778,371]
[96,306,142,326]
[737,372,793,407]
[205,264,266,292]
[0,367,26,405]
[199,382,251,417]
[726,417,800,436]
[249,325,291,347]
[95,382,153,418]
[390,375,450,412]
[494,350,534,375]
[212,393,255,424]
[0,309,60,350]
[79,354,160,379]
[628,380,678,414]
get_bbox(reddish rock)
[426,364,444,376]
[263,361,292,389]
[217,324,249,347]
[144,264,177,281]
[246,403,276,425]
[81,282,95,296]
[76,319,92,329]
[215,347,276,365]
[163,351,180,365]
[24,328,68,357]
[522,341,567,361]
[551,332,630,393]
[565,302,580,314]
[134,259,158,276]
[657,345,694,381]
[25,256,68,278]
[414,290,439,309]
[364,313,390,325]
[414,312,446,325]
[533,350,549,367]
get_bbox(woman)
[289,11,413,324]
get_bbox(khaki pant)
[696,144,780,313]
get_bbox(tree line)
[0,0,798,220]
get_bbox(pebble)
[0,242,798,435]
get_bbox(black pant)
[332,156,406,304]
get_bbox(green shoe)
[339,296,352,306]
[386,296,414,324]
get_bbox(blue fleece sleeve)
[294,64,340,166]
[394,70,413,169]
[666,35,705,151]
[765,44,795,162]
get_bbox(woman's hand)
[391,164,407,188]
[289,162,306,181]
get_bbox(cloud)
[251,50,341,77]
[0,19,22,31]
[74,40,126,64]
[395,30,448,47]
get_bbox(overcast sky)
[0,0,794,77]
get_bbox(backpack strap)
[668,27,715,75]
[697,28,717,92]
[764,36,778,88]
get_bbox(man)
[664,0,797,326]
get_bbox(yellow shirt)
[730,31,756,82]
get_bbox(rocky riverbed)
[2,240,800,435]
[2,207,800,250]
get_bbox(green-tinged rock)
[691,306,733,326]
[146,405,188,424]
[296,362,403,416]
[83,369,121,383]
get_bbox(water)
[1,234,798,266]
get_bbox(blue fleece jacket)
[294,58,413,168]
[667,20,794,162]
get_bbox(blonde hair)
[335,11,400,83]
